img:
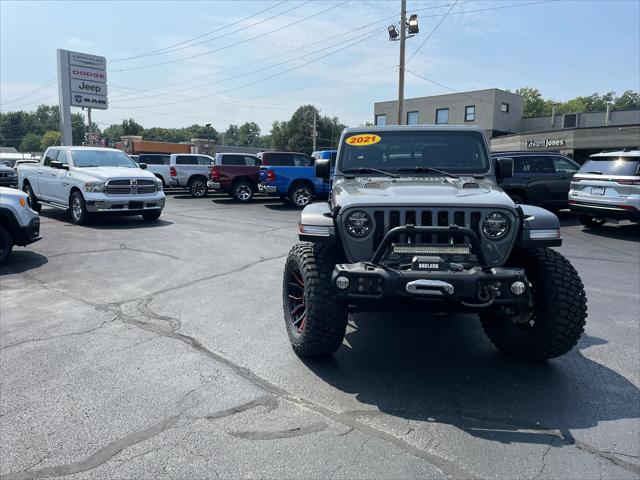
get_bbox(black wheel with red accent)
[283,243,348,357]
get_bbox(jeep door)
[550,155,579,204]
[518,155,558,206]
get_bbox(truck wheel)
[0,225,13,265]
[283,243,348,357]
[578,213,606,228]
[289,184,312,208]
[232,181,254,202]
[480,248,587,361]
[69,191,91,225]
[188,177,208,198]
[23,183,41,212]
[142,211,162,221]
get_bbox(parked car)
[491,151,580,209]
[569,149,640,227]
[0,186,41,264]
[208,153,262,202]
[136,153,171,187]
[168,153,214,197]
[0,163,18,188]
[258,151,331,208]
[17,146,165,225]
[283,125,587,362]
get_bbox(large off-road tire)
[23,183,41,212]
[69,191,91,225]
[578,213,606,228]
[0,225,13,265]
[480,247,587,361]
[288,184,313,209]
[232,181,254,202]
[283,243,348,357]
[188,176,208,198]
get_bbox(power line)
[109,0,289,63]
[0,77,56,106]
[406,0,458,64]
[404,68,498,107]
[112,0,344,72]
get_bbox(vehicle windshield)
[339,130,490,175]
[580,157,640,176]
[72,150,139,168]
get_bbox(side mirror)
[495,157,513,180]
[50,160,68,170]
[316,158,330,180]
[138,162,147,169]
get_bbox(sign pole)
[56,49,73,145]
[87,108,93,146]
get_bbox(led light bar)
[529,229,560,240]
[392,244,471,255]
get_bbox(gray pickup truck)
[283,125,587,362]
[0,187,41,264]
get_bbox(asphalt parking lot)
[1,192,639,480]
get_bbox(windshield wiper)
[398,166,459,178]
[342,167,399,178]
[586,170,603,175]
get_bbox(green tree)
[103,124,125,145]
[515,87,551,117]
[41,130,61,149]
[19,132,42,152]
[122,118,144,136]
[223,124,240,145]
[238,122,261,147]
[614,90,640,109]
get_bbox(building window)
[435,108,449,124]
[501,102,510,113]
[464,105,475,122]
[375,114,386,126]
[406,111,419,125]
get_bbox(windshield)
[72,150,139,168]
[580,157,640,176]
[339,131,490,175]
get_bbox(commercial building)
[373,89,640,162]
[115,136,262,156]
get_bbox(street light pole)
[397,0,407,125]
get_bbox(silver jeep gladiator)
[283,125,587,362]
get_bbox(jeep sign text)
[71,79,108,96]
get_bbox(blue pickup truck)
[259,151,334,208]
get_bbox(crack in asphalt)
[230,421,328,440]
[46,244,180,261]
[560,429,640,476]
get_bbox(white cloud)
[67,37,95,48]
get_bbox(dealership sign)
[58,49,107,111]
[526,138,565,148]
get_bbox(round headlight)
[345,210,372,238]
[482,212,509,239]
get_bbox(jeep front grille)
[105,179,157,195]
[339,207,518,266]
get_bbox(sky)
[1,0,639,135]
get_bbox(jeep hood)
[72,167,157,181]
[332,176,515,209]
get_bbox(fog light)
[510,281,526,295]
[336,276,350,290]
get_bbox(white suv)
[569,150,640,227]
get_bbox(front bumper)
[13,217,41,246]
[0,179,18,188]
[84,193,165,213]
[569,200,640,220]
[332,262,529,309]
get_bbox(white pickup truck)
[18,146,165,225]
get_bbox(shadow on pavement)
[304,311,639,447]
[0,250,48,275]
[212,196,282,206]
[39,209,173,229]
[580,222,640,243]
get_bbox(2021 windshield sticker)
[345,134,381,146]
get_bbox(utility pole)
[312,111,317,152]
[87,108,93,146]
[397,0,407,125]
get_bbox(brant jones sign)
[526,138,566,148]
